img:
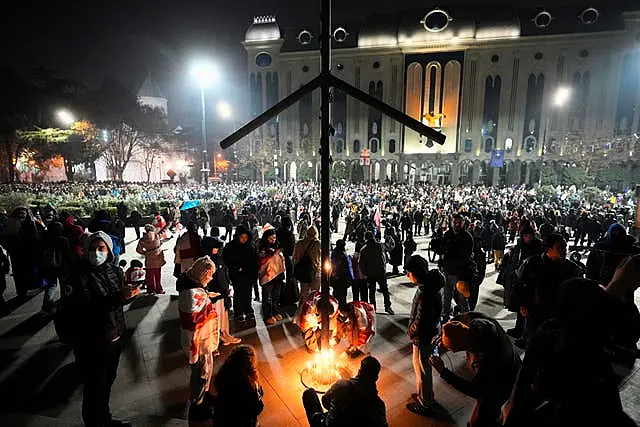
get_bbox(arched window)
[464,138,472,153]
[353,139,361,153]
[484,137,494,153]
[335,139,343,153]
[388,139,396,153]
[286,141,293,154]
[370,138,378,153]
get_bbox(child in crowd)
[136,224,166,294]
[125,259,146,289]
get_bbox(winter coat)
[136,231,165,268]
[206,253,231,297]
[439,317,520,417]
[223,236,259,282]
[320,376,389,427]
[440,228,474,279]
[492,230,506,251]
[408,273,444,345]
[499,237,543,310]
[62,231,126,344]
[387,234,403,267]
[62,215,84,259]
[293,227,321,281]
[359,239,387,278]
[403,238,417,257]
[516,254,582,317]
[40,226,72,282]
[331,249,354,286]
[277,227,296,258]
[178,279,219,364]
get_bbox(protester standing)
[136,224,166,294]
[223,225,258,323]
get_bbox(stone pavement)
[0,226,638,427]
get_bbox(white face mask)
[88,251,108,266]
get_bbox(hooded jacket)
[320,376,389,427]
[63,231,126,343]
[136,229,165,268]
[223,225,259,281]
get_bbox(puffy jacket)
[136,231,165,268]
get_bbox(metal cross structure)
[220,0,446,349]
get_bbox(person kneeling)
[302,356,389,427]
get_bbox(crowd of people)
[0,180,638,427]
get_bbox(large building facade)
[243,6,640,188]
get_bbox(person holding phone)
[404,255,447,418]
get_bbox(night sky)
[2,0,619,127]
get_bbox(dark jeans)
[261,278,282,320]
[352,279,368,302]
[302,388,325,427]
[133,226,140,240]
[332,281,349,308]
[367,274,391,309]
[232,276,255,318]
[74,339,122,427]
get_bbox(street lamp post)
[200,89,209,183]
[191,61,218,184]
[539,86,571,185]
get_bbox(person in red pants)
[136,224,166,294]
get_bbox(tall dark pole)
[319,0,332,350]
[201,89,210,184]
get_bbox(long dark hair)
[214,345,259,394]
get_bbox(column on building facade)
[524,162,531,185]
[451,159,460,185]
[472,160,481,184]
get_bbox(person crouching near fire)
[177,256,220,424]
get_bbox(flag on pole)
[490,149,505,168]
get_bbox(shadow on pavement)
[0,340,73,416]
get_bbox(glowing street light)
[190,60,218,89]
[56,109,75,127]
[553,86,571,107]
[217,101,232,120]
[190,59,219,183]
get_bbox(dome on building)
[245,16,281,42]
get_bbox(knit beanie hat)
[442,321,473,352]
[185,256,216,285]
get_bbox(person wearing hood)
[586,223,640,304]
[404,255,446,417]
[430,316,520,427]
[293,225,322,306]
[39,221,71,314]
[201,236,241,345]
[62,231,140,427]
[176,257,220,423]
[136,224,166,294]
[223,224,258,323]
[258,228,286,325]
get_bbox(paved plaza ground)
[0,225,638,426]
